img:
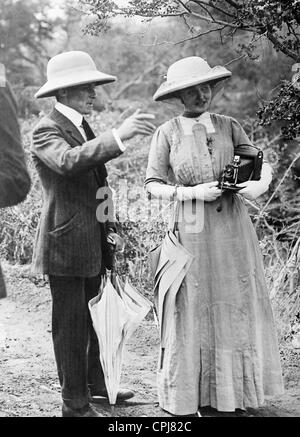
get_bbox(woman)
[145,56,284,416]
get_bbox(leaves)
[0,0,57,85]
[79,0,300,139]
[257,81,300,138]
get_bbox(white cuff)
[146,182,177,201]
[177,186,195,201]
[112,128,126,152]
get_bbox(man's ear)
[57,88,68,100]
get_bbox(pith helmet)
[35,51,117,99]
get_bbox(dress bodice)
[146,113,253,188]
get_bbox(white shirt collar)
[196,111,212,124]
[179,111,215,134]
[55,102,83,128]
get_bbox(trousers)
[49,274,105,409]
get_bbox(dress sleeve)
[145,126,171,185]
[230,117,271,165]
[230,117,253,147]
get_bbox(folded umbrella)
[115,276,153,339]
[88,270,153,413]
[150,227,194,347]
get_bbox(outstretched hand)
[117,109,156,141]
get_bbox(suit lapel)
[50,108,85,146]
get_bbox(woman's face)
[180,83,212,114]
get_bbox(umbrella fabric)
[88,276,128,406]
[150,229,194,347]
[88,272,152,406]
[115,276,153,339]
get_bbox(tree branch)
[223,53,248,67]
[223,0,241,9]
[193,0,237,19]
[112,63,162,100]
[14,47,38,66]
[267,30,299,61]
[175,25,226,44]
[188,9,253,31]
[176,0,192,14]
[287,23,300,44]
[193,1,216,22]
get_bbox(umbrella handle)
[172,198,180,233]
[110,405,116,416]
[106,264,117,289]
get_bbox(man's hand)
[236,180,269,200]
[117,109,156,141]
[107,232,125,253]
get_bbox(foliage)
[257,80,300,139]
[80,0,300,138]
[0,0,58,85]
[80,0,300,58]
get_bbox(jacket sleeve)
[0,82,31,208]
[31,122,123,176]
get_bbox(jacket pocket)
[48,213,80,237]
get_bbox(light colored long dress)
[146,112,284,415]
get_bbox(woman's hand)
[236,180,269,200]
[177,181,222,202]
[194,181,222,202]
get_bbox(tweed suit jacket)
[31,108,122,277]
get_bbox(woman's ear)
[172,91,183,104]
[163,94,185,113]
[211,81,224,101]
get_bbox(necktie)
[81,117,95,141]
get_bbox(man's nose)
[89,87,96,98]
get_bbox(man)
[31,51,155,417]
[0,78,31,298]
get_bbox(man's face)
[180,83,212,114]
[64,83,97,115]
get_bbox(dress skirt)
[157,194,284,415]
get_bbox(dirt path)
[0,262,299,418]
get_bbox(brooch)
[207,136,214,155]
